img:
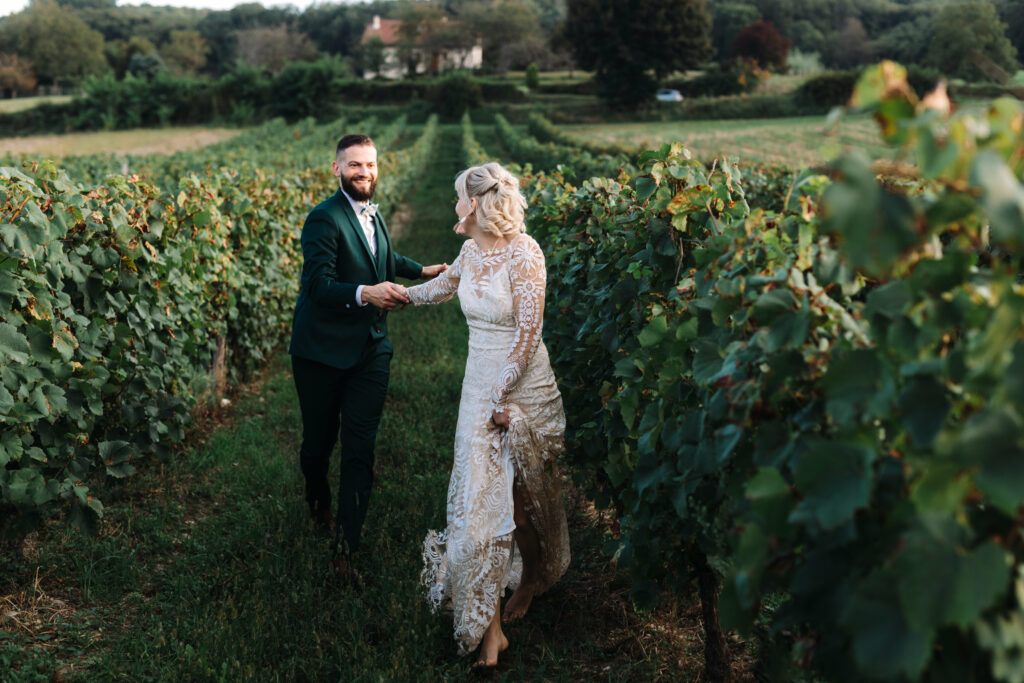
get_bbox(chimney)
[373,15,381,30]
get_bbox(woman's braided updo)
[455,162,527,236]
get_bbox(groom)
[289,133,446,580]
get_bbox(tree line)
[0,0,569,95]
[1,0,1023,118]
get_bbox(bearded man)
[288,133,447,582]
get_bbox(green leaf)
[752,289,796,322]
[790,439,874,529]
[7,468,42,504]
[638,314,668,348]
[898,376,949,448]
[896,535,1009,632]
[635,176,657,201]
[850,62,909,109]
[692,340,723,385]
[822,153,920,276]
[843,597,933,679]
[0,383,13,416]
[0,322,31,364]
[745,467,793,535]
[865,280,911,319]
[822,349,892,426]
[971,150,1024,248]
[193,210,212,228]
[0,431,21,466]
[955,408,1024,514]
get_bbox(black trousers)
[291,341,391,555]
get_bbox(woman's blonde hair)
[455,162,527,236]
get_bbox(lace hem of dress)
[421,406,570,657]
[421,530,514,656]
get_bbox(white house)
[361,15,483,80]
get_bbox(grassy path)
[1,126,720,681]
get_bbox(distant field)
[563,114,900,167]
[0,95,74,114]
[0,126,243,158]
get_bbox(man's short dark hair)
[336,134,375,158]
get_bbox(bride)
[405,162,570,668]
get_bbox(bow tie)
[360,203,378,219]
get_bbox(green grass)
[562,114,899,167]
[0,95,74,115]
[1,125,725,681]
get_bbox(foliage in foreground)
[526,63,1024,681]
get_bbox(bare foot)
[473,631,509,668]
[502,582,536,622]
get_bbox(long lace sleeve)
[407,244,465,306]
[490,236,547,413]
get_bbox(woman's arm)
[406,245,465,306]
[490,236,546,415]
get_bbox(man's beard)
[342,174,377,202]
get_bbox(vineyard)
[0,113,437,534]
[3,61,1024,681]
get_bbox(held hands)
[420,263,448,279]
[362,282,409,311]
[490,410,509,431]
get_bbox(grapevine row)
[0,115,436,531]
[526,64,1024,681]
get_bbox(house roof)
[361,18,403,46]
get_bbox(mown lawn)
[0,127,242,158]
[0,95,74,115]
[562,114,898,166]
[1,125,747,681]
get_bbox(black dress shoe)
[330,554,363,588]
[310,504,335,538]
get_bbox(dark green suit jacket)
[289,189,423,369]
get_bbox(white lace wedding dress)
[407,232,570,655]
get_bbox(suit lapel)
[333,190,376,272]
[374,214,388,278]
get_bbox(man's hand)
[420,263,448,279]
[362,282,409,311]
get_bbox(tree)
[789,18,824,53]
[0,0,107,86]
[105,36,158,80]
[360,36,388,79]
[197,3,296,75]
[563,0,712,108]
[0,54,38,97]
[732,19,791,71]
[873,15,934,67]
[459,0,543,72]
[926,2,1018,82]
[823,17,874,69]
[999,0,1024,64]
[233,26,319,74]
[161,30,209,76]
[127,52,166,80]
[710,2,760,62]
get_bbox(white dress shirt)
[340,189,377,307]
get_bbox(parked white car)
[656,88,683,102]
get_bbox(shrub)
[525,63,539,90]
[428,71,482,119]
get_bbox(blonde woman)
[405,162,570,668]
